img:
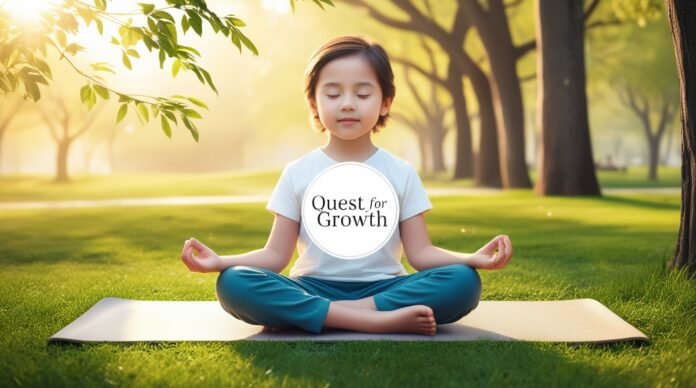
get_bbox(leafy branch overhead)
[0,0,324,141]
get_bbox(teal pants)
[216,263,482,334]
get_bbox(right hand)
[181,237,222,273]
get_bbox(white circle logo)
[302,162,399,260]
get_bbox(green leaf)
[94,0,106,11]
[172,59,181,77]
[182,116,199,142]
[35,59,52,79]
[163,110,177,124]
[136,102,149,123]
[183,109,202,119]
[116,104,128,123]
[187,11,203,36]
[90,62,116,74]
[80,85,91,104]
[230,31,241,52]
[187,97,208,110]
[24,80,41,101]
[122,53,132,69]
[65,43,85,56]
[177,45,200,57]
[151,10,175,23]
[161,116,172,138]
[93,84,109,100]
[200,68,217,94]
[56,30,67,47]
[158,49,166,69]
[228,17,246,27]
[127,49,140,58]
[238,32,258,56]
[181,15,190,34]
[95,19,103,34]
[139,3,155,15]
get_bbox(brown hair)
[304,35,396,133]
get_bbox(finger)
[483,236,501,252]
[181,239,190,257]
[495,239,504,266]
[498,238,513,269]
[182,244,193,266]
[184,245,199,269]
[189,238,208,253]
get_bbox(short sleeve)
[266,165,301,222]
[399,166,433,222]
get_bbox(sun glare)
[261,0,291,15]
[1,0,58,25]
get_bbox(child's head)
[304,35,395,140]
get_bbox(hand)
[469,235,513,270]
[181,237,222,273]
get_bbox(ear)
[380,97,393,116]
[308,99,318,117]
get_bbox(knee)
[442,264,482,312]
[215,266,260,308]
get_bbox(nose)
[340,95,355,111]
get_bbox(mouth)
[338,119,360,124]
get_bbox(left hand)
[468,235,513,270]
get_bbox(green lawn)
[0,166,680,202]
[1,191,694,387]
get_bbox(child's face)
[310,54,392,141]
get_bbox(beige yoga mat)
[48,297,648,344]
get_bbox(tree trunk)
[430,125,446,173]
[418,132,431,174]
[448,60,474,179]
[474,0,532,188]
[665,0,696,278]
[534,0,600,196]
[648,138,659,181]
[56,139,71,183]
[469,63,502,188]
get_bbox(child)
[181,35,513,336]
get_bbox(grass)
[1,191,695,387]
[0,166,680,202]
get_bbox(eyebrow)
[320,82,375,89]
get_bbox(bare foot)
[368,305,436,336]
[323,303,436,336]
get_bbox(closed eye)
[357,95,370,99]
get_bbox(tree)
[664,0,696,278]
[0,96,28,172]
[392,38,453,174]
[345,0,503,186]
[38,93,105,182]
[0,0,330,140]
[534,0,600,196]
[610,19,679,181]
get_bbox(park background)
[1,0,694,387]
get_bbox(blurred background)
[0,0,678,184]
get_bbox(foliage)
[0,0,323,141]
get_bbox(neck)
[323,131,377,163]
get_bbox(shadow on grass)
[598,195,680,211]
[226,340,647,386]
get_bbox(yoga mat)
[49,297,648,344]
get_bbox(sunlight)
[261,0,291,15]
[1,0,59,25]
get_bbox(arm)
[181,214,299,273]
[400,214,513,271]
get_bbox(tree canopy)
[0,0,333,141]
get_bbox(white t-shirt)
[266,147,432,281]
